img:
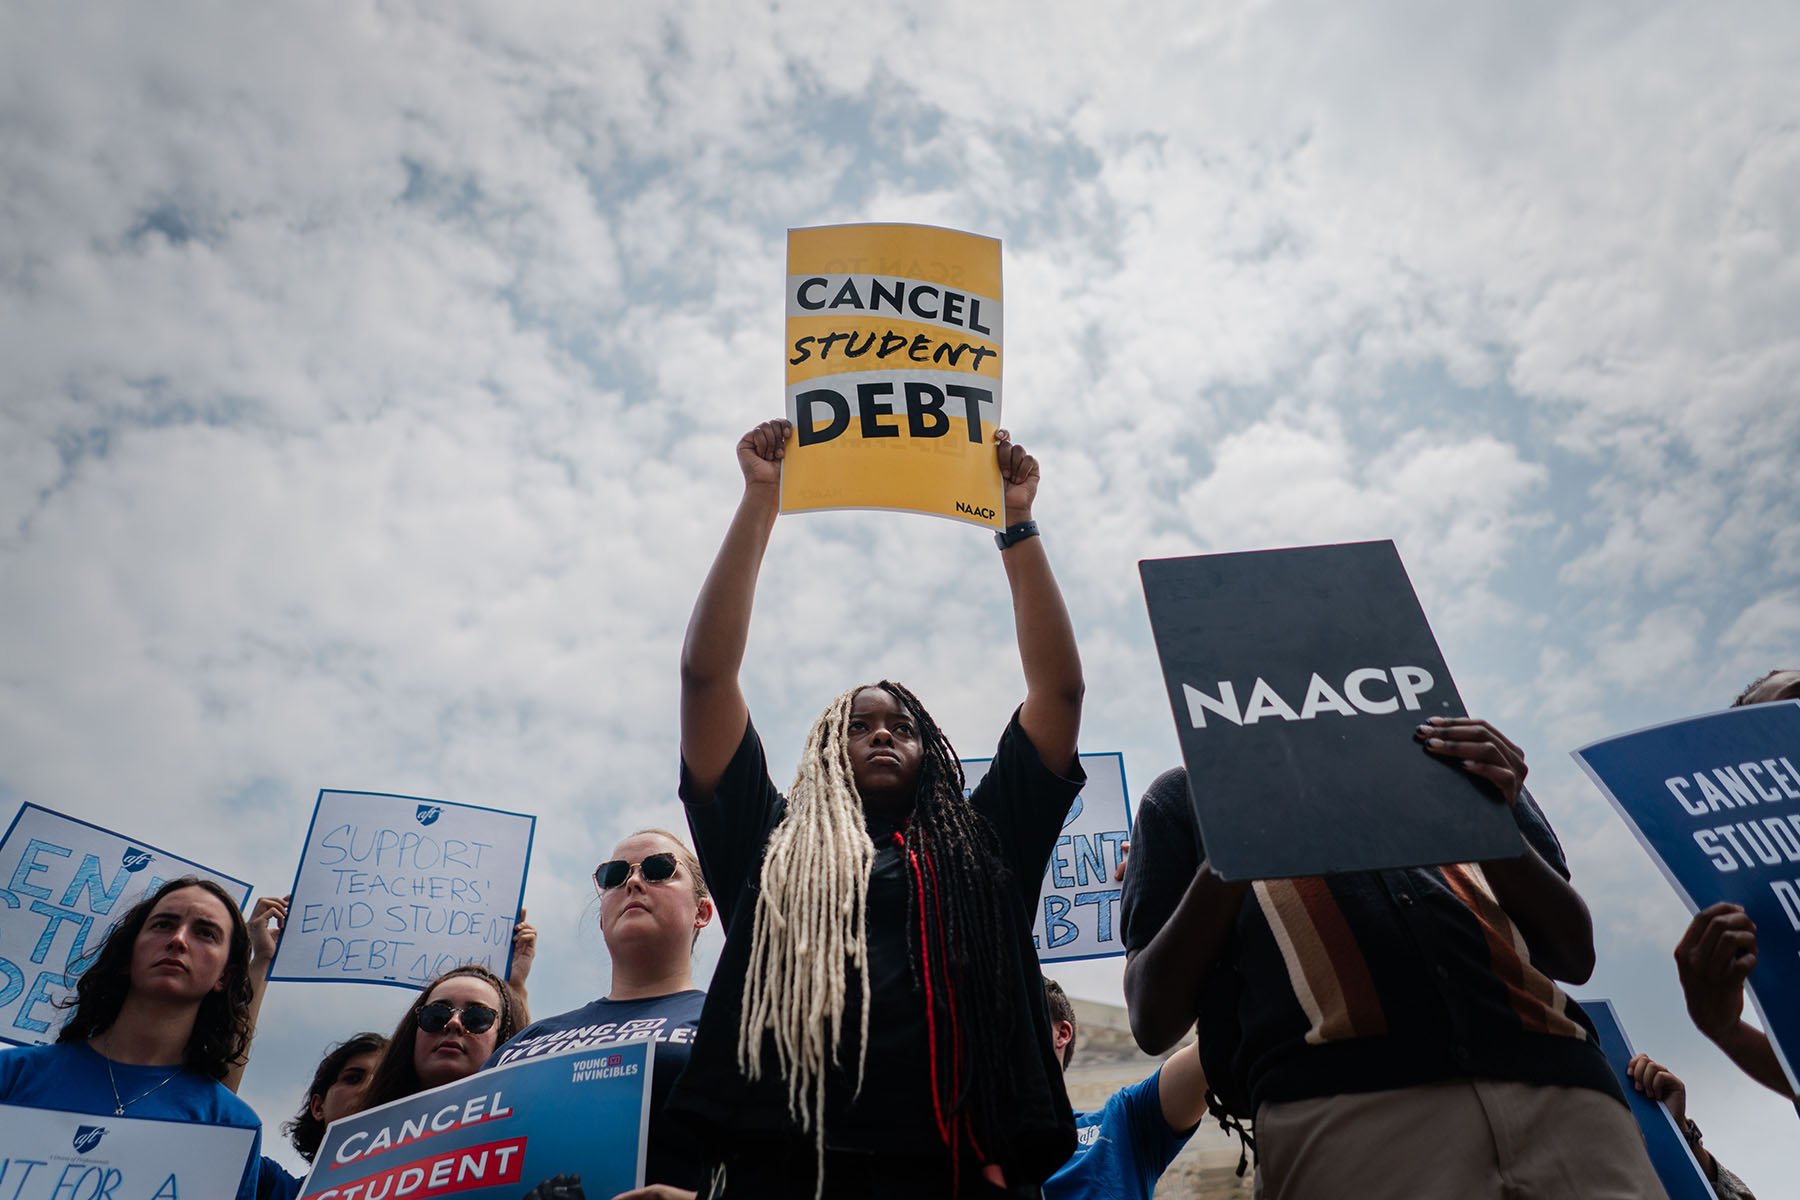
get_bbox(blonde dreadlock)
[738,685,877,1162]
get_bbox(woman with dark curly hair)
[354,963,522,1114]
[0,875,264,1200]
[284,1031,387,1160]
[253,1031,389,1200]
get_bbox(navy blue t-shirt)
[1044,1070,1191,1200]
[484,989,705,1190]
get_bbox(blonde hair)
[738,686,876,1166]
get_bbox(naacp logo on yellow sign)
[783,223,1004,529]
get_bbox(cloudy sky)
[4,0,1798,1185]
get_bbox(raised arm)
[1418,716,1596,982]
[506,908,535,1028]
[225,894,287,1093]
[679,419,787,796]
[1156,1041,1210,1133]
[994,430,1082,775]
[1123,864,1249,1054]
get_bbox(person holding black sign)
[484,828,715,1200]
[0,876,264,1200]
[1120,721,1666,1199]
[1672,667,1800,1102]
[673,417,1085,1198]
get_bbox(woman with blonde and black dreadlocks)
[670,417,1086,1200]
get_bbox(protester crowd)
[2,421,1793,1200]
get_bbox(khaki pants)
[1254,1080,1670,1200]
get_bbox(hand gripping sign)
[0,803,252,1047]
[962,752,1132,963]
[0,1105,257,1199]
[783,222,1005,528]
[271,790,535,990]
[1577,999,1715,1200]
[1139,541,1526,880]
[1575,701,1800,1094]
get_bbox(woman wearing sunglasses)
[484,829,714,1200]
[674,420,1084,1198]
[355,964,523,1112]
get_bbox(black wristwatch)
[994,519,1040,551]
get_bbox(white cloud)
[3,0,1799,1189]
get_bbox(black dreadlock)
[1733,668,1800,707]
[877,680,1025,1157]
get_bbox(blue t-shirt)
[257,1157,303,1200]
[1044,1069,1192,1200]
[484,989,705,1190]
[0,1041,263,1200]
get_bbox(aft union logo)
[415,805,442,826]
[73,1125,108,1153]
[120,847,153,873]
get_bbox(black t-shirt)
[483,990,706,1190]
[1120,767,1623,1112]
[670,709,1084,1185]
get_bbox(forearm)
[680,483,778,688]
[1713,1020,1795,1098]
[1480,846,1595,983]
[1001,531,1083,771]
[1125,864,1249,1054]
[507,980,531,1030]
[223,960,271,1094]
[679,483,777,784]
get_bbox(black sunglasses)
[417,1001,499,1035]
[594,852,679,891]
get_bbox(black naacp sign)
[1139,541,1525,880]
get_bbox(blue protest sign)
[0,1102,258,1198]
[1578,1000,1714,1200]
[299,1036,652,1198]
[963,752,1131,963]
[271,790,536,990]
[0,804,253,1047]
[1575,701,1800,1093]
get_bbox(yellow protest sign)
[782,223,1004,528]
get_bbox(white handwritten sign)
[963,752,1132,963]
[270,790,535,990]
[0,1103,257,1199]
[0,804,252,1047]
